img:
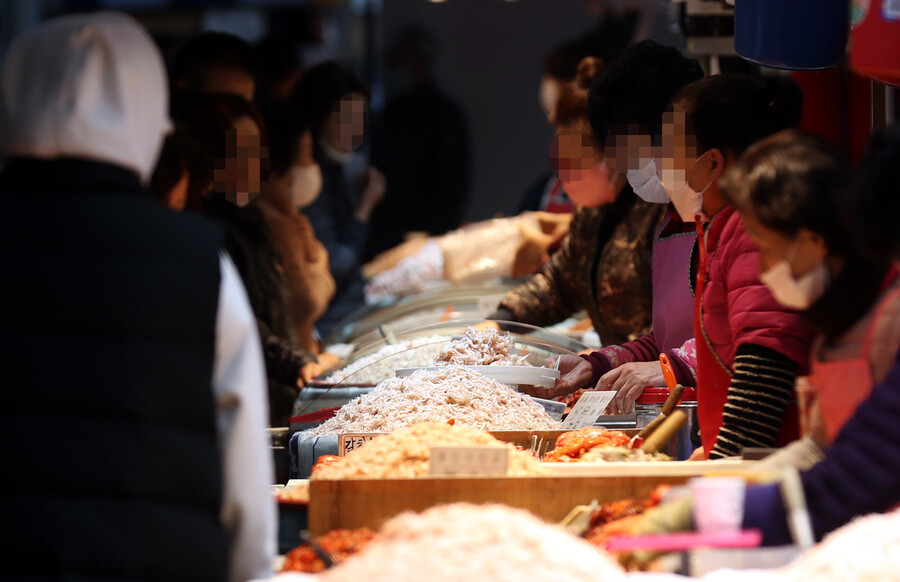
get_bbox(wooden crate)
[308,460,751,534]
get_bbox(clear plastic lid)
[350,318,587,361]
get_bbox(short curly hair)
[588,40,703,144]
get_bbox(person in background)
[292,61,385,338]
[619,128,900,553]
[366,27,470,260]
[171,31,258,102]
[517,41,597,217]
[255,37,304,105]
[150,128,196,211]
[0,13,273,581]
[172,90,319,426]
[492,42,701,348]
[256,100,338,362]
[526,42,703,410]
[662,74,811,459]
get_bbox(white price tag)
[338,433,378,456]
[559,391,617,430]
[429,445,509,476]
[476,295,505,318]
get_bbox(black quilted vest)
[0,159,228,582]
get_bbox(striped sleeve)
[709,343,798,459]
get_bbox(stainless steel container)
[634,387,700,460]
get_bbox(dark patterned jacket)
[497,189,666,346]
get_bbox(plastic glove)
[755,436,825,472]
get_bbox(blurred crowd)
[3,8,900,582]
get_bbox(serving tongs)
[559,499,599,536]
[628,353,686,451]
[299,530,337,569]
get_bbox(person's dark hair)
[255,37,300,87]
[554,57,606,129]
[722,129,888,340]
[848,126,900,264]
[543,40,601,82]
[388,27,437,71]
[290,61,370,139]
[588,40,703,143]
[150,128,191,206]
[259,100,310,176]
[169,89,268,198]
[721,130,850,250]
[676,74,804,157]
[171,32,259,89]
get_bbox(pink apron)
[652,217,698,354]
[807,284,900,443]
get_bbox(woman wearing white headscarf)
[0,12,274,582]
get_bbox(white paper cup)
[689,476,747,533]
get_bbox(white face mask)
[759,241,830,310]
[290,164,323,208]
[664,178,711,223]
[626,157,669,204]
[320,140,352,164]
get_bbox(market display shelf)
[308,460,755,534]
[290,429,604,478]
[395,365,561,387]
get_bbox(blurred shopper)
[517,41,598,216]
[171,31,258,101]
[292,61,384,338]
[150,128,196,211]
[172,90,319,426]
[0,13,274,581]
[257,100,337,359]
[660,74,811,459]
[255,37,304,104]
[492,42,700,348]
[366,28,470,260]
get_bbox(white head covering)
[0,12,171,182]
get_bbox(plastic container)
[635,386,699,460]
[850,0,900,86]
[734,0,850,70]
[689,476,747,533]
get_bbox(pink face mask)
[560,161,619,207]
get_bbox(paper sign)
[559,391,617,430]
[429,445,509,476]
[338,433,378,456]
[476,295,506,318]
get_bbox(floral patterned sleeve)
[669,338,698,386]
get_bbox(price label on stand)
[559,391,617,430]
[429,445,509,476]
[476,295,506,318]
[338,433,378,456]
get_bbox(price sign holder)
[559,391,617,430]
[338,433,379,456]
[429,445,509,476]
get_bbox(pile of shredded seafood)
[311,422,548,480]
[433,327,531,367]
[320,503,626,582]
[309,366,556,436]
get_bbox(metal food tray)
[325,282,519,345]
